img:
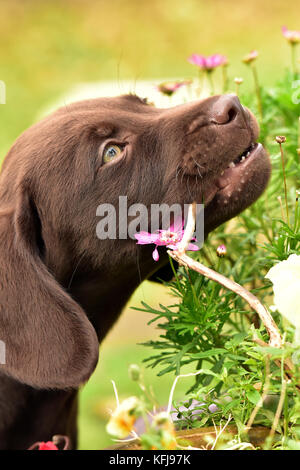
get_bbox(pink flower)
[188,54,227,71]
[157,80,191,96]
[38,441,58,450]
[216,244,227,258]
[282,26,300,44]
[242,50,258,64]
[135,219,199,261]
[28,435,69,450]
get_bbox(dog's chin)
[200,142,271,234]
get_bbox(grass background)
[0,0,299,449]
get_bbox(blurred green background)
[0,0,299,449]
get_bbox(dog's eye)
[103,144,123,163]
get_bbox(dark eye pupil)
[108,147,117,157]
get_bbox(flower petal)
[38,442,58,450]
[166,244,179,250]
[266,254,300,328]
[152,247,159,261]
[135,232,159,244]
[169,217,184,233]
[187,243,199,251]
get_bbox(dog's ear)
[0,184,99,389]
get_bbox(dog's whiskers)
[192,157,204,179]
[175,164,183,186]
[67,251,86,289]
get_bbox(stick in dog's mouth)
[170,202,282,349]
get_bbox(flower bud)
[128,364,141,382]
[216,244,227,257]
[234,77,243,84]
[275,136,286,144]
[242,50,258,64]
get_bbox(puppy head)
[0,94,270,388]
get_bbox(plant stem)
[222,65,228,93]
[277,196,286,223]
[176,202,197,255]
[251,64,263,120]
[169,202,282,348]
[167,370,203,414]
[291,43,297,78]
[170,249,282,348]
[168,254,182,293]
[295,190,300,232]
[267,379,287,448]
[279,142,290,225]
[197,69,204,98]
[206,71,215,95]
[246,356,270,429]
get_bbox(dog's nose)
[210,94,244,125]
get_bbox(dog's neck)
[55,245,168,342]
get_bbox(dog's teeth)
[229,162,235,168]
[221,170,224,175]
[241,156,246,162]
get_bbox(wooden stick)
[176,202,197,256]
[168,203,282,348]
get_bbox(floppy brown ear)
[0,185,99,389]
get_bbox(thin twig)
[246,357,270,429]
[111,380,120,407]
[169,202,282,348]
[169,249,282,347]
[176,202,197,255]
[253,337,296,379]
[167,370,203,415]
[278,142,289,225]
[268,379,287,445]
[211,415,232,450]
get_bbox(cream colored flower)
[234,77,244,85]
[153,411,174,431]
[265,254,300,330]
[152,412,177,450]
[106,396,140,438]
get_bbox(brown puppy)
[0,94,270,449]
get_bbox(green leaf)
[246,388,261,405]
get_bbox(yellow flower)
[265,254,300,330]
[152,412,177,450]
[106,396,140,438]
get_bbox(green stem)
[294,190,299,232]
[251,64,263,121]
[222,66,228,93]
[197,69,204,98]
[291,43,297,78]
[168,254,182,293]
[185,267,199,307]
[279,143,290,225]
[206,71,215,95]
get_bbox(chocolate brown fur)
[0,94,270,448]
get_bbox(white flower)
[106,396,140,438]
[265,254,300,330]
